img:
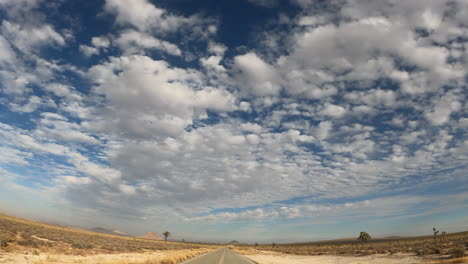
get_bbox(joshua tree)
[255,242,259,247]
[272,242,276,248]
[163,231,171,242]
[433,228,439,244]
[441,231,446,242]
[358,231,371,242]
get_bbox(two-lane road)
[181,247,256,264]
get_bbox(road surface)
[181,247,256,264]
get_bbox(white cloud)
[91,36,110,49]
[188,193,468,222]
[320,103,347,118]
[88,55,236,138]
[0,35,16,66]
[345,89,396,107]
[79,45,99,57]
[79,36,110,57]
[240,123,264,134]
[105,0,168,31]
[246,134,260,145]
[9,95,43,113]
[234,52,280,96]
[34,113,100,145]
[1,21,65,53]
[315,121,333,140]
[43,83,73,97]
[113,30,181,56]
[0,71,30,95]
[200,56,225,72]
[425,91,462,126]
[0,123,67,156]
[104,0,206,34]
[0,146,32,165]
[207,42,227,56]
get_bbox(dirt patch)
[247,253,429,264]
[30,236,55,243]
[0,251,163,264]
[0,248,213,264]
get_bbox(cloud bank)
[0,0,467,242]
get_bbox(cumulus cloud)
[425,91,462,126]
[91,36,111,49]
[104,0,213,36]
[79,45,99,57]
[104,0,176,32]
[113,30,181,56]
[320,104,347,118]
[207,42,227,56]
[9,95,44,113]
[1,21,65,53]
[87,55,237,138]
[234,52,280,96]
[315,121,333,140]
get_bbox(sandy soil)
[247,253,429,264]
[0,250,455,264]
[0,251,166,264]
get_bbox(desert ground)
[0,214,466,264]
[1,249,467,264]
[248,252,425,264]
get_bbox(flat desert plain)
[1,214,467,264]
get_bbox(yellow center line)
[218,248,226,264]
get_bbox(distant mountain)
[137,232,163,240]
[89,227,128,236]
[228,240,240,245]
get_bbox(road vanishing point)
[181,247,256,264]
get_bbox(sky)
[0,0,467,243]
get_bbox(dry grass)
[0,214,214,256]
[426,256,468,264]
[237,232,468,259]
[0,248,215,264]
[103,248,213,264]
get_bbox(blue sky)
[0,0,467,243]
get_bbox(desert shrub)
[160,256,176,264]
[46,255,59,262]
[101,246,115,251]
[414,249,424,256]
[71,242,94,249]
[42,241,53,247]
[18,238,38,248]
[450,247,465,258]
[0,238,7,247]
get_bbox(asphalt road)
[181,247,256,264]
